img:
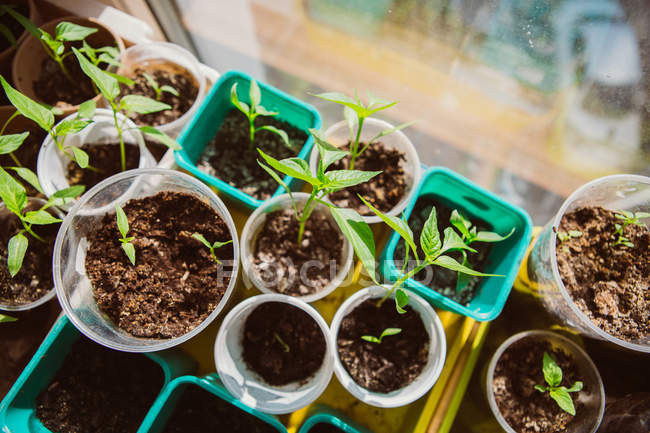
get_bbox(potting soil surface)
[66,142,140,190]
[34,54,96,107]
[85,191,233,339]
[36,338,163,433]
[242,301,326,386]
[337,298,429,393]
[0,123,46,197]
[557,206,650,342]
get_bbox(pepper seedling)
[231,79,291,152]
[78,41,120,68]
[612,210,649,248]
[191,233,232,264]
[142,72,179,101]
[313,90,414,169]
[273,332,290,353]
[534,351,583,416]
[0,313,17,323]
[557,230,582,243]
[115,204,135,265]
[361,327,402,344]
[0,167,83,276]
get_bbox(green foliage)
[0,313,17,323]
[273,332,290,352]
[142,72,179,101]
[361,327,402,344]
[313,90,413,169]
[191,233,232,264]
[612,210,649,248]
[557,230,582,243]
[115,204,135,265]
[534,351,583,416]
[79,41,120,68]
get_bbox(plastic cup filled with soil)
[528,174,650,352]
[486,330,605,433]
[330,286,446,408]
[53,168,239,352]
[214,294,334,414]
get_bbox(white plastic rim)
[485,330,605,433]
[545,174,650,353]
[0,198,64,312]
[53,168,240,352]
[330,285,446,408]
[214,293,334,414]
[37,109,156,206]
[240,192,354,303]
[117,41,206,138]
[309,118,422,224]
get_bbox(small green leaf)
[0,23,16,48]
[97,53,121,68]
[7,232,28,277]
[330,207,377,284]
[142,72,158,91]
[258,125,291,149]
[79,40,97,63]
[557,231,569,242]
[635,212,650,219]
[115,204,129,238]
[534,384,547,393]
[313,92,359,109]
[432,255,501,277]
[542,351,563,387]
[106,71,135,86]
[71,147,89,168]
[566,381,583,393]
[0,132,28,154]
[72,48,120,101]
[474,228,515,243]
[52,185,85,199]
[616,210,634,219]
[549,388,576,416]
[192,233,212,249]
[121,242,136,265]
[55,21,97,41]
[343,106,357,142]
[325,169,380,191]
[455,250,473,292]
[0,5,39,40]
[421,207,441,259]
[9,167,43,195]
[55,118,93,136]
[441,227,477,254]
[310,128,348,172]
[0,75,54,130]
[23,209,61,225]
[159,85,179,96]
[258,160,292,195]
[78,99,96,119]
[138,126,181,151]
[0,313,17,323]
[380,328,402,339]
[211,239,233,249]
[450,209,472,239]
[395,288,409,314]
[568,230,582,238]
[230,82,249,115]
[369,120,415,143]
[258,149,318,185]
[120,95,171,114]
[254,105,277,116]
[361,335,381,344]
[249,79,261,109]
[0,167,27,215]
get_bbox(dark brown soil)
[394,196,494,305]
[85,191,234,339]
[197,109,307,200]
[308,423,346,433]
[0,300,60,400]
[493,337,585,433]
[242,301,326,386]
[0,204,59,306]
[33,53,96,108]
[36,337,164,433]
[66,142,140,190]
[337,298,429,393]
[327,141,406,215]
[252,208,344,297]
[145,138,168,163]
[0,2,29,53]
[162,384,279,433]
[556,206,650,342]
[0,122,47,197]
[119,65,198,127]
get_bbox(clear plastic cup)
[0,197,64,312]
[309,118,422,224]
[214,293,334,414]
[53,168,239,352]
[528,174,650,353]
[485,330,605,433]
[116,42,206,138]
[37,108,156,206]
[330,285,446,408]
[240,192,354,303]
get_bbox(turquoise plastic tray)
[139,374,287,433]
[174,70,322,210]
[379,166,533,321]
[299,410,371,433]
[0,316,196,433]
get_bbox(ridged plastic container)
[214,294,334,414]
[299,410,371,433]
[310,118,421,224]
[240,192,354,302]
[380,167,533,321]
[485,330,605,433]
[174,70,321,210]
[0,315,196,433]
[330,286,446,408]
[53,168,240,352]
[528,174,650,352]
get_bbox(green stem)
[297,191,318,245]
[350,116,364,170]
[0,111,19,135]
[377,262,428,307]
[20,221,45,243]
[249,115,256,151]
[55,56,73,83]
[112,104,126,172]
[8,152,21,167]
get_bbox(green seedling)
[0,111,44,194]
[258,129,380,285]
[0,167,83,276]
[534,351,583,416]
[0,313,17,323]
[273,332,290,352]
[313,90,413,169]
[142,72,179,101]
[361,327,402,344]
[0,4,24,48]
[115,204,135,265]
[191,233,232,265]
[557,230,582,243]
[78,41,120,68]
[362,197,512,313]
[72,48,181,172]
[231,79,291,152]
[612,210,649,248]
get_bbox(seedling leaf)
[23,209,61,225]
[550,388,575,416]
[120,95,171,114]
[9,167,43,195]
[330,207,377,284]
[72,47,120,101]
[432,255,500,276]
[474,228,515,243]
[55,22,97,41]
[121,242,136,266]
[0,75,54,130]
[0,132,28,154]
[421,207,441,259]
[7,232,28,277]
[395,288,409,314]
[542,351,562,387]
[115,204,129,238]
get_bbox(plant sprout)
[0,167,83,276]
[314,90,413,169]
[191,233,232,264]
[534,351,583,416]
[361,327,402,344]
[557,230,582,243]
[612,210,649,248]
[78,41,120,68]
[231,80,291,152]
[273,332,290,352]
[0,313,16,323]
[142,72,179,101]
[115,204,135,266]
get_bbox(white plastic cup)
[214,293,334,414]
[330,285,446,408]
[37,109,156,204]
[53,168,239,352]
[485,330,605,433]
[240,192,354,303]
[310,118,422,224]
[528,174,650,353]
[0,198,64,312]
